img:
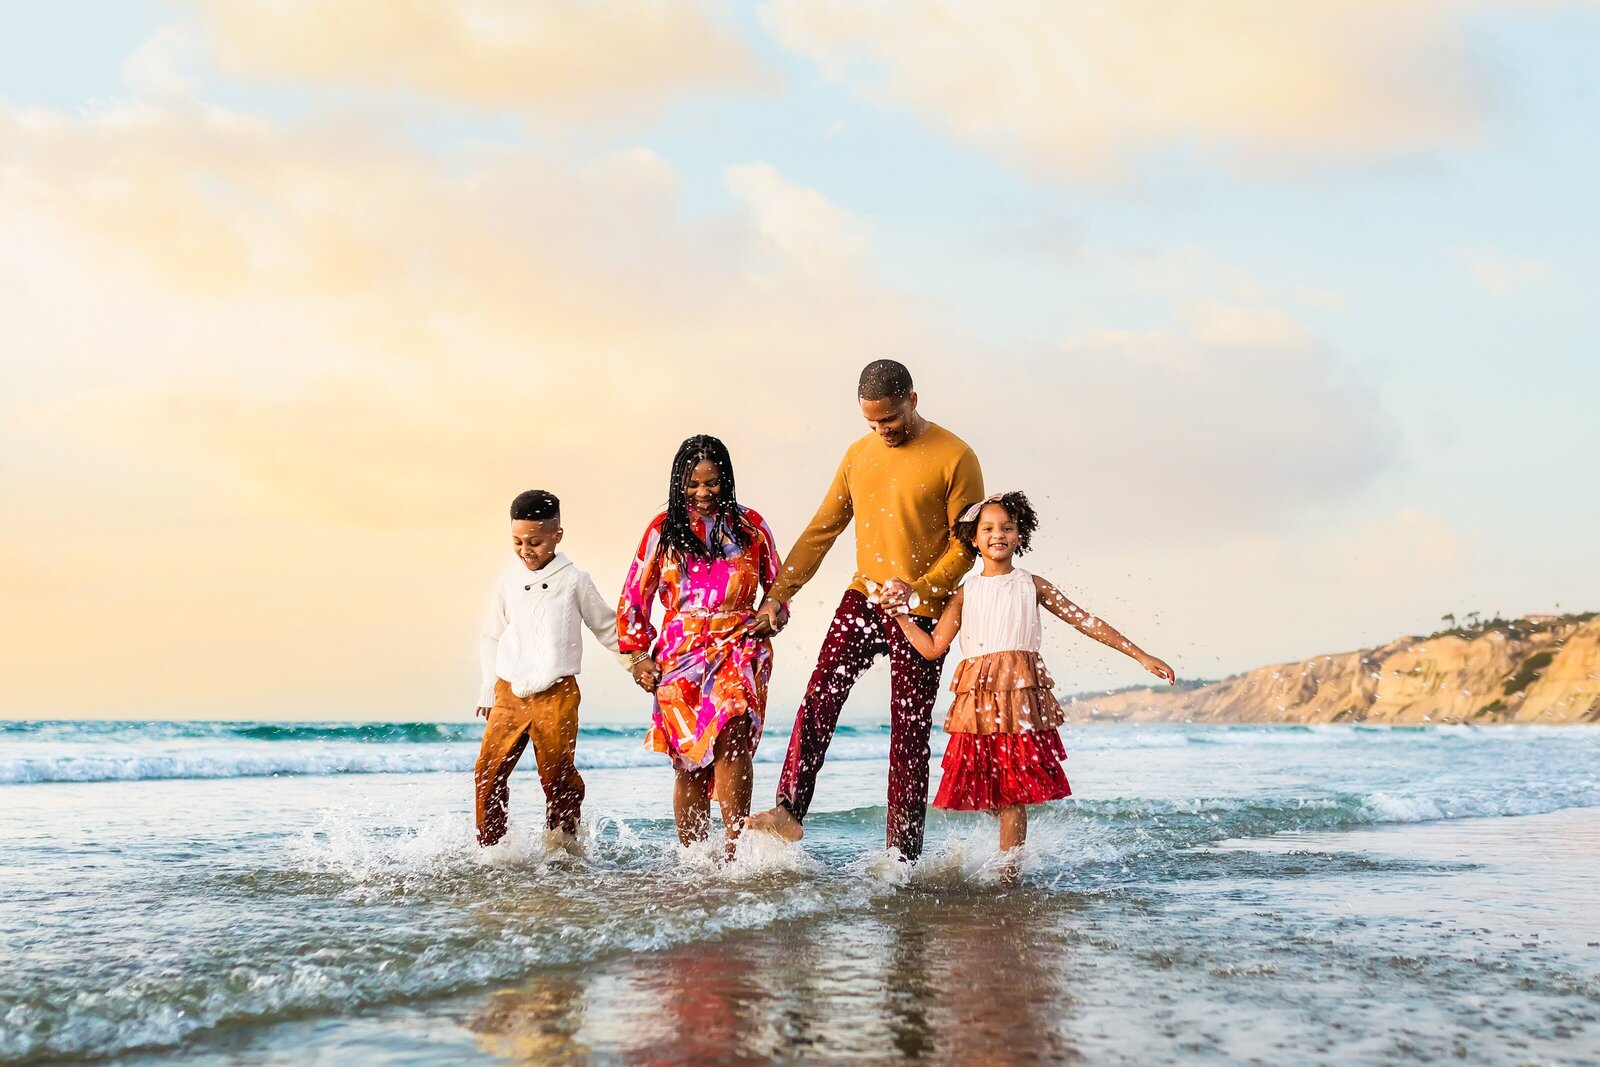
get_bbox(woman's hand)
[1140,654,1176,686]
[631,657,661,692]
[475,705,492,720]
[746,600,786,639]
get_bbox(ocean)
[2,719,1598,1065]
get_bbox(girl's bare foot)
[744,805,804,842]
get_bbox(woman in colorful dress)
[618,435,784,857]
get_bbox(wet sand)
[132,807,1600,1066]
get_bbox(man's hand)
[631,657,661,692]
[746,600,785,639]
[877,578,913,612]
[475,705,492,720]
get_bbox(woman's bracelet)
[629,651,652,667]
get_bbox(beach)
[3,722,1598,1064]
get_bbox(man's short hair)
[858,359,914,401]
[510,489,561,523]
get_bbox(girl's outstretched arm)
[895,587,964,661]
[1033,575,1175,685]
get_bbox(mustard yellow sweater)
[768,422,983,618]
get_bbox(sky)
[1,0,1596,722]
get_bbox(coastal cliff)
[1063,613,1600,725]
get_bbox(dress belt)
[678,610,754,637]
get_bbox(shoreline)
[8,715,1600,727]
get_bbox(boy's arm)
[763,455,853,609]
[578,572,630,669]
[478,579,509,708]
[1034,575,1174,684]
[906,447,983,607]
[895,586,964,660]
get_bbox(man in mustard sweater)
[746,360,983,860]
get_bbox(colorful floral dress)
[617,507,781,771]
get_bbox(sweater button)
[524,585,531,591]
[542,583,548,589]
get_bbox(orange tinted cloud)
[0,92,934,716]
[761,0,1525,181]
[190,0,770,118]
[0,86,1397,718]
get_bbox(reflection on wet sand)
[467,889,1082,1064]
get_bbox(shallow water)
[2,721,1598,1064]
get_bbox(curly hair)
[660,434,752,562]
[953,491,1039,556]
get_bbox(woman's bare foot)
[744,805,804,842]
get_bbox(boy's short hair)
[858,359,914,401]
[510,489,560,523]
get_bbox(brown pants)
[475,676,585,846]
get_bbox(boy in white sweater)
[474,490,626,849]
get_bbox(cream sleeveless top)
[957,568,1041,659]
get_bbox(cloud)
[725,162,871,279]
[187,0,770,119]
[952,301,1398,542]
[0,87,1396,717]
[0,94,910,376]
[1331,508,1464,581]
[123,25,198,101]
[1458,246,1555,296]
[0,90,941,716]
[0,91,932,532]
[760,0,1525,182]
[1084,246,1267,301]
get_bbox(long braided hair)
[660,435,752,562]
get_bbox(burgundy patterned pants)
[776,589,946,860]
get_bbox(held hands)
[746,600,787,639]
[877,578,912,611]
[872,578,918,615]
[630,656,662,692]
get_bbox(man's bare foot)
[744,805,803,842]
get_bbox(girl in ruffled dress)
[895,492,1173,873]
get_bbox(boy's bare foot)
[744,805,803,842]
[543,828,586,859]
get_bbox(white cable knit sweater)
[477,553,626,707]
